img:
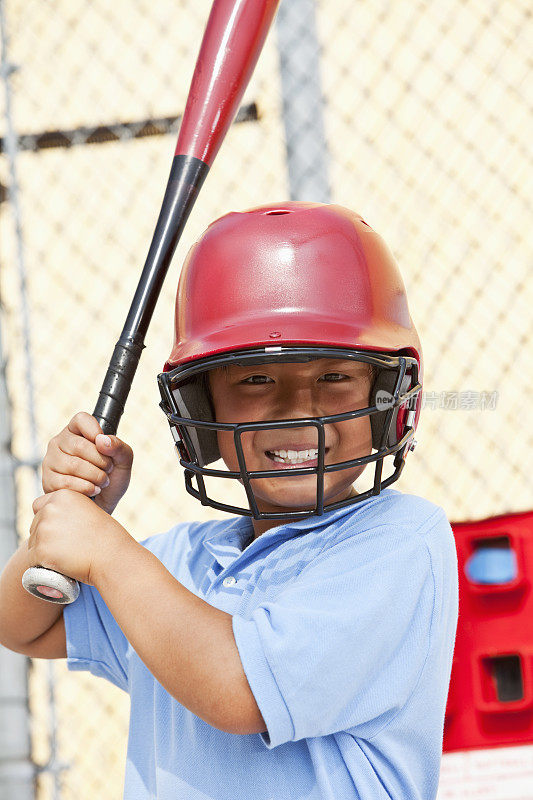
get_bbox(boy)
[0,203,458,799]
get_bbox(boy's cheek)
[333,418,373,457]
[216,430,240,470]
[217,430,256,470]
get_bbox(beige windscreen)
[0,1,531,797]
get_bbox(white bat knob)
[22,567,80,604]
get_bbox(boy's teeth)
[270,448,318,464]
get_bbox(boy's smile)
[264,445,324,468]
[208,357,374,533]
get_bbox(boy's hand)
[30,489,132,586]
[42,412,133,515]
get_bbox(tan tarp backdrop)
[1,0,531,797]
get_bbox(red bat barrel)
[22,0,281,605]
[176,0,279,166]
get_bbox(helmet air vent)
[263,209,292,215]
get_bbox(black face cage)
[157,346,421,520]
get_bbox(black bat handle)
[92,335,145,435]
[21,155,209,605]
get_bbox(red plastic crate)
[444,509,533,752]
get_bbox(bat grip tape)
[92,335,145,436]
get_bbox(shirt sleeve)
[61,522,194,693]
[232,513,443,749]
[63,581,129,692]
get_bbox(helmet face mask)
[158,346,421,520]
[159,201,423,520]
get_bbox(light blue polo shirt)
[63,488,458,800]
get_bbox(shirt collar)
[202,489,396,568]
[202,516,255,568]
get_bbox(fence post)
[1,3,58,796]
[0,3,35,794]
[0,320,34,799]
[275,0,330,202]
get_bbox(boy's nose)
[270,385,323,420]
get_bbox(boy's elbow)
[0,615,67,659]
[219,695,267,736]
[199,678,267,735]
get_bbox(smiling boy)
[208,357,375,525]
[0,203,458,800]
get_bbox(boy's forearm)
[0,540,63,651]
[93,538,265,735]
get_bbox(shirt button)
[223,576,237,587]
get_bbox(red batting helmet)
[158,202,423,519]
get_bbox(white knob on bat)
[22,567,80,604]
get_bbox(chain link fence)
[1,0,531,797]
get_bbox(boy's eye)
[319,373,350,382]
[240,374,274,385]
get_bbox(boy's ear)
[369,368,412,450]
[172,377,220,466]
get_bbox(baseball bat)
[22,0,281,604]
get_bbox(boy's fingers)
[94,435,133,469]
[67,411,103,442]
[57,431,112,472]
[50,452,110,489]
[32,493,53,514]
[37,474,101,502]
